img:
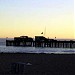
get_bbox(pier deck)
[6,36,75,48]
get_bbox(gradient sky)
[0,0,74,39]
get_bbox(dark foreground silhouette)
[0,53,75,75]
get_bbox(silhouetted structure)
[6,36,33,47]
[11,62,25,74]
[6,36,75,48]
[35,36,46,47]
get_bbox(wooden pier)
[6,36,75,48]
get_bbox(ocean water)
[0,38,75,54]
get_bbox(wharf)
[6,36,75,48]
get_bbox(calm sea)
[0,38,75,54]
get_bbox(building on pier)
[6,36,33,47]
[6,36,75,48]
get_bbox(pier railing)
[6,36,75,48]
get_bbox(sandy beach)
[0,53,75,74]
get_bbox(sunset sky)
[0,0,74,39]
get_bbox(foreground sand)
[0,53,75,74]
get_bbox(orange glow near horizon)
[0,0,74,39]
